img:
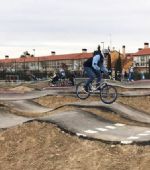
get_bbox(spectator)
[128,66,134,81]
[141,72,145,80]
[121,69,125,81]
[124,71,128,80]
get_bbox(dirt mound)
[34,95,99,109]
[0,121,149,170]
[24,80,49,90]
[10,86,34,93]
[118,96,150,114]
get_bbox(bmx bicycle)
[76,78,117,104]
[48,77,73,87]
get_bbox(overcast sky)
[0,0,150,58]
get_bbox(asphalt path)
[75,79,150,89]
[107,80,150,89]
[119,90,150,96]
[0,98,150,144]
[0,88,74,101]
[0,82,150,144]
[39,110,150,144]
[1,100,52,114]
[1,99,150,124]
[0,108,31,129]
[67,101,150,124]
[0,88,150,101]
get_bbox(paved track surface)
[0,88,150,100]
[67,101,150,124]
[39,110,150,144]
[0,108,31,129]
[0,88,74,100]
[107,80,150,89]
[1,99,150,124]
[1,100,52,114]
[0,82,150,144]
[0,99,150,144]
[120,90,150,96]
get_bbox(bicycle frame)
[88,81,107,92]
[76,78,117,103]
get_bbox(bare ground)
[0,121,150,170]
[0,87,150,170]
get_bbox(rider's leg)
[95,70,102,90]
[95,70,101,84]
[84,67,96,87]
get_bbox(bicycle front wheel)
[100,84,117,104]
[76,81,90,100]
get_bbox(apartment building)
[133,43,150,72]
[0,50,92,73]
[1,42,150,75]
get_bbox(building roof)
[0,52,93,63]
[133,48,150,56]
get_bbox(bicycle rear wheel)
[100,84,117,104]
[76,81,90,100]
[48,80,55,87]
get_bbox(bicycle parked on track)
[76,78,117,104]
[48,77,73,87]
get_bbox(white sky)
[0,0,150,58]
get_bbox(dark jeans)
[128,72,134,81]
[84,67,101,87]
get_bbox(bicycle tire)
[100,84,117,104]
[76,81,90,100]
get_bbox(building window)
[140,56,145,62]
[141,62,145,66]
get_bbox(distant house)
[110,46,133,72]
[1,44,149,77]
[0,49,124,73]
[0,50,92,74]
[133,43,150,72]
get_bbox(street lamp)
[33,49,35,56]
[101,42,104,49]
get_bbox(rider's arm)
[92,55,100,70]
[101,65,108,74]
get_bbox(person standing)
[128,65,134,81]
